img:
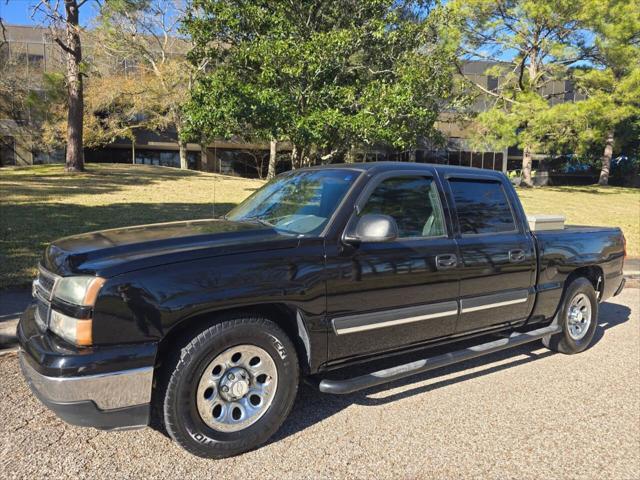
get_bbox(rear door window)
[448,179,516,235]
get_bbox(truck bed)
[530,225,625,322]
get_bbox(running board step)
[316,324,561,395]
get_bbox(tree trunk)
[131,137,135,164]
[64,0,84,172]
[521,146,534,187]
[299,147,307,167]
[200,142,208,171]
[178,138,188,169]
[345,145,355,163]
[290,144,298,170]
[598,130,614,186]
[267,139,277,180]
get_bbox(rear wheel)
[161,315,299,458]
[543,277,598,354]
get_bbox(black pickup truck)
[18,162,626,458]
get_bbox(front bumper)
[19,351,151,430]
[18,305,156,430]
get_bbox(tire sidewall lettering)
[270,335,287,360]
[180,327,291,447]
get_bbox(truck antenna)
[212,175,216,218]
[212,144,217,218]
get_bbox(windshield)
[226,169,360,235]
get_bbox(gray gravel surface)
[1,288,639,480]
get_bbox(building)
[0,25,584,177]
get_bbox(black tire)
[543,277,598,354]
[160,314,299,458]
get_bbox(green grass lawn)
[517,184,639,259]
[0,164,263,288]
[1,163,638,288]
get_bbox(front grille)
[34,297,50,331]
[32,265,60,331]
[36,265,58,299]
[35,298,49,319]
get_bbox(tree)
[508,0,640,184]
[525,72,639,175]
[453,0,592,186]
[82,73,155,161]
[580,0,640,185]
[33,0,92,172]
[1,25,38,161]
[96,0,209,169]
[183,0,462,169]
[1,29,67,164]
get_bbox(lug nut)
[221,385,229,393]
[228,373,235,380]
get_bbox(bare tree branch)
[0,15,6,44]
[53,35,75,55]
[454,61,520,105]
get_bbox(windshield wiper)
[244,216,275,228]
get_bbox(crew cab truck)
[18,162,626,458]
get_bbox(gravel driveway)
[1,288,638,480]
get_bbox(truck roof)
[302,161,508,180]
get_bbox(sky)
[0,0,99,27]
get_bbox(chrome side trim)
[461,298,528,313]
[332,301,459,335]
[336,310,459,335]
[460,289,529,314]
[19,351,153,410]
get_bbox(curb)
[0,347,18,357]
[0,319,19,351]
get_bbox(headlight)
[53,276,106,306]
[50,309,93,346]
[49,276,105,346]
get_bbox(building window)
[564,80,575,102]
[471,152,483,169]
[460,151,472,167]
[482,151,494,169]
[487,76,498,92]
[28,54,44,74]
[0,137,16,167]
[134,150,197,168]
[448,150,461,166]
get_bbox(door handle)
[436,254,458,270]
[509,249,526,263]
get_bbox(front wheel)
[161,315,299,458]
[543,277,598,354]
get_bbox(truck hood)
[42,218,299,277]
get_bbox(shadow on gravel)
[270,300,631,444]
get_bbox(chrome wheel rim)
[567,293,592,341]
[196,344,278,433]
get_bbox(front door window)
[360,176,446,239]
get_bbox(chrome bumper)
[19,350,153,410]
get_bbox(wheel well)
[154,304,312,376]
[566,266,604,298]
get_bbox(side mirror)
[345,214,399,244]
